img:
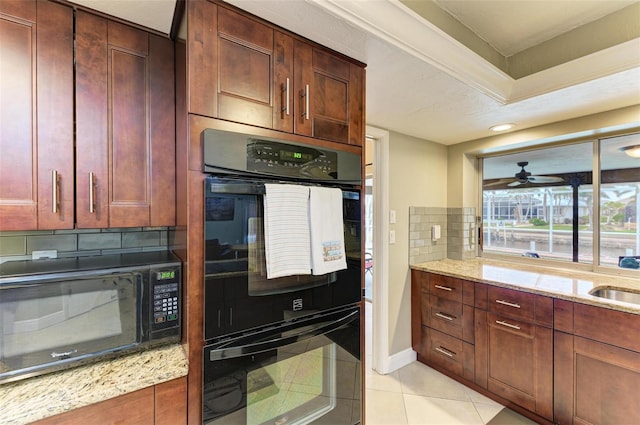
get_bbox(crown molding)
[316,0,640,105]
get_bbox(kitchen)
[1,0,639,424]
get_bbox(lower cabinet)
[475,310,553,419]
[32,377,187,425]
[554,300,640,425]
[413,270,640,425]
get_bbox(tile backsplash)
[0,227,171,263]
[409,207,476,265]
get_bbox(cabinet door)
[294,42,363,145]
[32,386,154,425]
[188,2,290,131]
[476,311,553,419]
[0,0,73,230]
[155,377,187,425]
[76,13,175,228]
[555,333,640,425]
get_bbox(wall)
[387,130,447,356]
[0,228,171,263]
[447,105,640,209]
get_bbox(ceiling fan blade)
[507,180,523,187]
[483,179,515,187]
[528,176,564,183]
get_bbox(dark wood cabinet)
[412,270,475,381]
[0,0,74,230]
[475,284,553,420]
[554,301,640,425]
[76,12,175,228]
[188,0,364,146]
[32,377,187,425]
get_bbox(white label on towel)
[322,241,344,262]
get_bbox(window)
[481,133,639,273]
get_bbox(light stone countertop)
[411,258,640,315]
[0,344,188,425]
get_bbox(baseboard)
[379,348,417,374]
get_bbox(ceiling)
[69,0,640,146]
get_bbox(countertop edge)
[0,343,189,425]
[411,259,640,315]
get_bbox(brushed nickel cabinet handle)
[89,172,96,213]
[435,346,454,357]
[435,312,455,321]
[281,78,290,116]
[52,170,59,213]
[301,84,309,120]
[496,299,521,308]
[496,320,521,330]
[434,285,453,292]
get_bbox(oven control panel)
[247,140,338,179]
[151,266,181,331]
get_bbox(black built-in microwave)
[0,251,181,384]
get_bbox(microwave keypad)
[153,283,179,325]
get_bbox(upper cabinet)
[0,0,74,230]
[188,0,365,146]
[0,2,175,231]
[76,12,176,228]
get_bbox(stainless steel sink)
[589,287,640,305]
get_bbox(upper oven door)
[204,177,361,341]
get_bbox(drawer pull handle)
[435,346,455,357]
[496,320,521,330]
[435,312,455,321]
[434,285,453,292]
[496,299,520,308]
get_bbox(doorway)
[364,126,390,375]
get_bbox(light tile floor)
[364,301,538,425]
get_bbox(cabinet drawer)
[423,327,474,381]
[488,286,535,322]
[429,274,463,302]
[424,295,474,343]
[487,312,534,338]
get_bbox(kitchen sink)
[589,287,640,305]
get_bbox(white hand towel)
[263,184,311,279]
[309,187,347,275]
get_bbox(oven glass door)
[203,307,361,425]
[204,178,361,340]
[0,272,140,382]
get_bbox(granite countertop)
[0,344,188,425]
[411,258,640,315]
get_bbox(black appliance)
[0,251,181,384]
[202,129,362,424]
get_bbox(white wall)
[386,130,447,356]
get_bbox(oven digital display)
[157,270,176,280]
[280,150,313,163]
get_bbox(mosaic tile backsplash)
[409,207,476,264]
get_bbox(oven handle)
[209,308,358,361]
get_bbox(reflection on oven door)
[203,337,360,425]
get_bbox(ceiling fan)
[485,162,565,187]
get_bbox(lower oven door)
[203,306,361,425]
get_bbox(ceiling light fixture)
[620,145,640,158]
[490,123,514,132]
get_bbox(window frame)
[478,131,640,278]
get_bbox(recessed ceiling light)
[490,123,514,132]
[620,144,640,158]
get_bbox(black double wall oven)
[202,129,362,425]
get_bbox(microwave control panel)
[151,267,181,331]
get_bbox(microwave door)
[0,273,140,379]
